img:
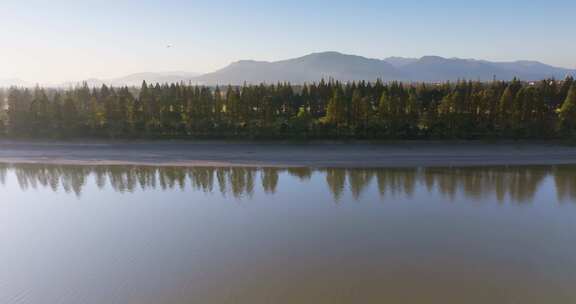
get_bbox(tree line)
[1,77,575,139]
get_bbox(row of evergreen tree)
[1,77,575,139]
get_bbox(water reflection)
[1,163,575,203]
[1,163,576,304]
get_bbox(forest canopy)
[0,77,575,140]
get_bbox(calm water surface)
[0,164,575,304]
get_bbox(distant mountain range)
[194,52,575,84]
[1,52,574,87]
[0,78,34,87]
[0,72,201,88]
[62,71,202,87]
[194,52,404,84]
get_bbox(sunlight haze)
[1,0,575,84]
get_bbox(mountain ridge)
[193,52,575,84]
[2,52,574,87]
[63,71,202,87]
[0,72,202,88]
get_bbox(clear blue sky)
[1,0,575,83]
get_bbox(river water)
[0,164,575,303]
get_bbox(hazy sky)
[1,0,575,83]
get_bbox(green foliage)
[1,77,575,139]
[558,84,576,135]
[325,87,347,126]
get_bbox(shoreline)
[1,141,576,168]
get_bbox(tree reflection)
[375,168,418,199]
[422,166,549,204]
[554,165,576,203]
[1,164,575,204]
[261,168,279,194]
[0,163,9,186]
[325,168,346,202]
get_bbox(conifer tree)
[498,85,515,133]
[378,91,391,120]
[351,89,369,129]
[0,78,573,140]
[325,88,346,126]
[558,84,576,133]
[62,93,79,136]
[29,87,51,134]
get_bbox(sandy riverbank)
[0,141,575,168]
